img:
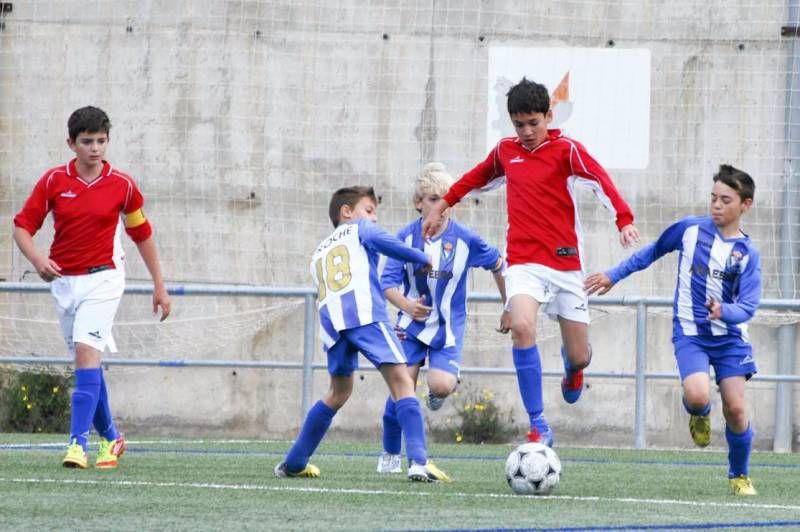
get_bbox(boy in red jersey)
[422,78,640,445]
[13,106,171,469]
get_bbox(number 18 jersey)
[310,218,429,351]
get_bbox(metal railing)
[1,281,798,450]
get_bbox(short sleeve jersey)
[381,219,502,349]
[13,159,151,275]
[310,218,428,351]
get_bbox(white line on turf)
[0,477,798,512]
[0,439,284,448]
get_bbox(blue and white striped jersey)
[311,218,429,351]
[606,216,761,346]
[381,219,503,349]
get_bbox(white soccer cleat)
[376,452,402,473]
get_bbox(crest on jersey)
[441,242,455,264]
[726,250,744,272]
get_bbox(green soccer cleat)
[407,460,452,483]
[273,461,320,478]
[729,475,757,496]
[62,442,88,469]
[689,414,711,447]
[95,436,126,469]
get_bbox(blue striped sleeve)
[720,245,761,324]
[606,217,691,284]
[360,220,428,265]
[466,229,502,271]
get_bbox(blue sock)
[395,397,427,465]
[726,423,753,478]
[69,368,102,450]
[92,369,119,441]
[682,398,711,416]
[382,396,402,455]
[513,345,543,427]
[285,400,336,473]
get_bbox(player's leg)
[378,353,421,474]
[63,342,103,468]
[425,344,460,411]
[715,347,757,495]
[380,363,450,482]
[675,338,712,447]
[276,338,356,478]
[557,318,590,404]
[73,271,125,468]
[719,375,755,494]
[507,292,550,445]
[551,269,591,404]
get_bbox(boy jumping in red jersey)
[422,78,639,445]
[13,106,171,468]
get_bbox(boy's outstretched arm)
[135,237,171,321]
[361,221,430,269]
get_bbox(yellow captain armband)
[125,208,147,228]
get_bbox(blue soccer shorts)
[326,321,407,376]
[673,336,757,384]
[401,335,462,377]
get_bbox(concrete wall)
[0,1,797,449]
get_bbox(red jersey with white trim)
[14,159,153,275]
[443,130,634,271]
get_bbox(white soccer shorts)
[50,268,125,357]
[504,263,590,324]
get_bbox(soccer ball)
[504,442,561,495]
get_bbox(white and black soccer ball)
[504,442,561,495]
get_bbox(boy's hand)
[153,285,172,321]
[705,296,722,320]
[33,255,62,282]
[422,199,449,238]
[404,296,432,321]
[619,224,641,248]
[584,272,615,296]
[496,309,511,334]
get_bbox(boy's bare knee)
[510,323,536,347]
[428,379,456,398]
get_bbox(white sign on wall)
[487,47,651,170]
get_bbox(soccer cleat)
[527,415,554,447]
[62,442,88,469]
[729,475,757,496]
[526,427,554,447]
[376,452,403,474]
[273,461,320,478]
[426,391,446,411]
[407,460,452,483]
[689,414,711,447]
[95,436,126,469]
[560,347,584,404]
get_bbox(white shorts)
[50,268,125,357]
[504,263,589,324]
